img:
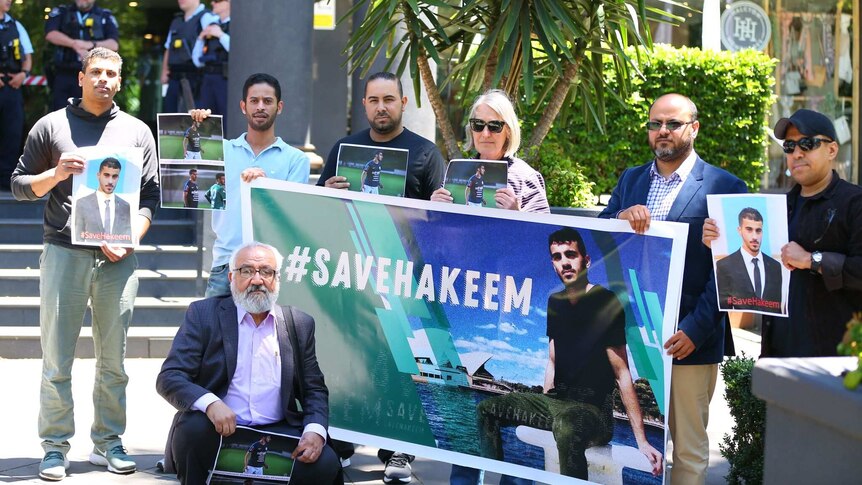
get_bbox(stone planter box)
[752,357,862,484]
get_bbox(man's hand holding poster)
[240,179,689,484]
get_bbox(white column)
[702,0,721,51]
[398,20,437,143]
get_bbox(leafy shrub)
[719,354,765,485]
[837,313,862,390]
[523,45,777,201]
[529,142,597,208]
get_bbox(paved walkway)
[0,329,760,484]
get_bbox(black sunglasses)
[469,119,506,134]
[645,120,695,132]
[782,137,834,154]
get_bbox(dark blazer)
[716,249,782,311]
[73,191,133,242]
[156,296,329,431]
[598,157,748,365]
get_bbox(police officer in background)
[0,0,32,191]
[45,0,119,111]
[161,0,214,112]
[193,0,229,123]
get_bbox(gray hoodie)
[11,99,159,248]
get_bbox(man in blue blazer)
[598,94,747,485]
[156,242,339,485]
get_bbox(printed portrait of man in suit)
[74,157,134,245]
[716,207,783,313]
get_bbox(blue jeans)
[205,263,230,297]
[39,243,138,453]
[449,464,533,485]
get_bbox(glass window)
[647,0,857,188]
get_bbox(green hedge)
[720,354,765,485]
[526,45,777,205]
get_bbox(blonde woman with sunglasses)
[431,89,549,214]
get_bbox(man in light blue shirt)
[192,72,309,297]
[0,2,33,190]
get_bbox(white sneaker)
[38,451,70,481]
[89,444,136,474]
[383,452,412,483]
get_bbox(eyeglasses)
[782,137,834,154]
[233,266,277,280]
[645,120,695,132]
[469,119,506,134]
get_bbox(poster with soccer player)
[70,145,142,248]
[443,159,508,208]
[207,425,299,484]
[707,194,790,317]
[241,179,688,484]
[157,113,225,161]
[334,143,409,197]
[157,113,226,210]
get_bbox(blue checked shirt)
[645,151,697,221]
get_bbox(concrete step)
[0,268,208,298]
[0,326,178,359]
[0,218,198,245]
[0,296,196,327]
[0,244,205,270]
[0,192,45,219]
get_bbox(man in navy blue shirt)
[360,151,384,194]
[45,0,119,110]
[465,164,485,206]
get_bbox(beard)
[231,279,279,314]
[369,112,401,135]
[247,111,277,133]
[651,135,693,162]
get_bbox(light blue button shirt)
[2,13,34,56]
[211,134,310,267]
[192,17,230,65]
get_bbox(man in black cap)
[705,108,862,357]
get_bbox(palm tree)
[342,0,682,161]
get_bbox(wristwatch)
[810,251,822,273]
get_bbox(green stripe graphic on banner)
[250,188,436,445]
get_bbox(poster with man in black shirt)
[476,227,663,481]
[156,113,225,210]
[333,143,408,198]
[206,425,298,485]
[442,159,507,207]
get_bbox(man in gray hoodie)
[11,47,159,482]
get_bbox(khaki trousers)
[669,363,718,485]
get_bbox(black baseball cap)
[774,109,837,141]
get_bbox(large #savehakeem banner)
[241,179,688,484]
